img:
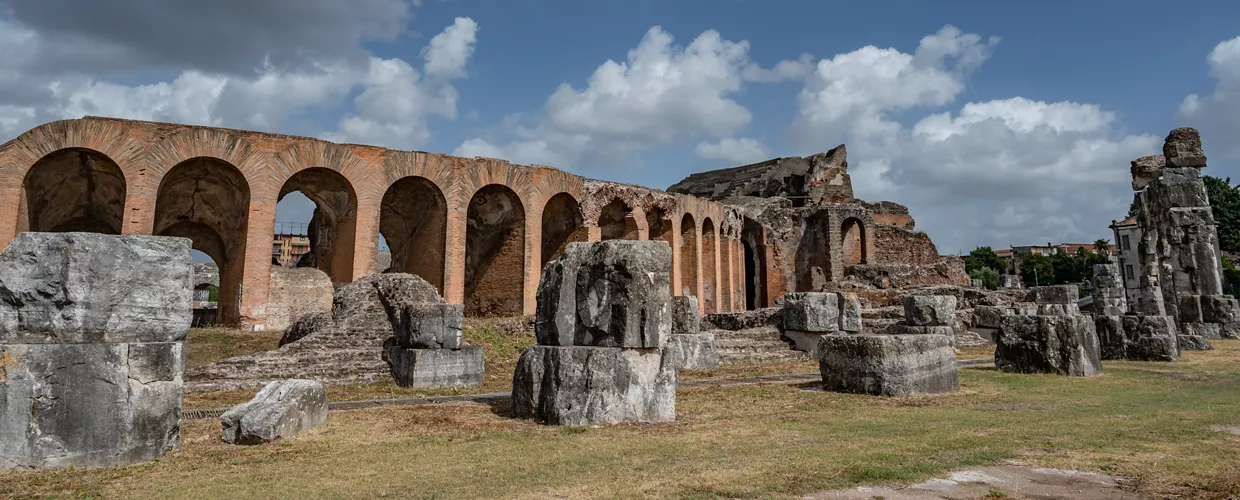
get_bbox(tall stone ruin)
[1128,128,1240,348]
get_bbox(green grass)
[4,341,1240,499]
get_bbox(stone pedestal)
[512,346,676,426]
[817,335,958,396]
[1,233,191,469]
[1095,315,1179,362]
[1031,285,1080,316]
[996,315,1102,376]
[385,346,485,388]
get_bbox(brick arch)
[379,175,449,293]
[382,150,456,199]
[271,141,373,201]
[597,197,648,240]
[144,128,268,188]
[456,159,535,213]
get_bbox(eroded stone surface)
[671,296,700,335]
[806,464,1138,500]
[665,332,720,371]
[393,303,463,349]
[904,295,956,327]
[1096,315,1179,362]
[384,346,484,388]
[220,379,328,445]
[997,315,1102,377]
[784,292,841,332]
[817,334,958,396]
[512,346,676,426]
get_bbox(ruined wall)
[871,225,942,266]
[668,145,851,206]
[264,266,334,332]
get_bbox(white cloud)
[694,137,769,164]
[1177,35,1240,159]
[455,26,802,171]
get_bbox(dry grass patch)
[183,328,282,371]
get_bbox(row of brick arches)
[2,118,763,329]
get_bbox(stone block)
[1163,127,1207,168]
[1036,304,1080,316]
[1181,322,1222,339]
[1032,285,1078,305]
[783,292,841,332]
[220,379,328,445]
[1168,207,1215,227]
[996,315,1102,376]
[1179,296,1203,323]
[840,293,863,333]
[1131,155,1165,190]
[393,303,463,349]
[1178,335,1214,351]
[512,346,676,426]
[333,273,443,335]
[671,296,700,335]
[536,241,672,348]
[973,305,1008,329]
[1118,316,1179,362]
[1095,315,1126,361]
[1,342,183,468]
[1200,295,1240,324]
[903,295,956,327]
[0,232,192,344]
[384,346,484,388]
[817,334,959,396]
[664,333,719,371]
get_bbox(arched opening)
[541,193,586,269]
[720,235,733,312]
[276,168,359,286]
[795,212,832,291]
[647,206,671,243]
[598,198,639,240]
[701,218,717,314]
[19,148,126,234]
[465,184,525,316]
[154,157,250,325]
[742,217,765,310]
[379,176,447,294]
[680,213,698,297]
[841,217,867,266]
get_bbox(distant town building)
[273,222,311,267]
[1109,216,1142,304]
[990,242,1117,282]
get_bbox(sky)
[4,0,1240,256]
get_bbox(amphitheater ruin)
[0,116,965,328]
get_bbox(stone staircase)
[712,327,809,364]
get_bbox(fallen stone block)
[1178,335,1214,351]
[1181,322,1222,339]
[817,334,959,396]
[664,332,720,371]
[671,296,700,335]
[384,346,484,388]
[535,241,671,348]
[840,293,863,333]
[1095,315,1179,362]
[1163,127,1207,168]
[996,315,1102,376]
[903,295,956,327]
[393,303,463,349]
[512,345,675,426]
[784,292,841,332]
[220,379,328,445]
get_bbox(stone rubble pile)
[1,233,191,469]
[664,296,720,371]
[221,379,328,445]
[513,241,677,426]
[782,291,862,357]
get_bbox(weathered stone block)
[784,292,841,332]
[536,241,672,348]
[1095,315,1126,361]
[384,346,484,388]
[671,296,700,335]
[1178,335,1214,351]
[1032,285,1078,305]
[1179,296,1203,323]
[973,305,1008,329]
[1036,304,1080,316]
[1181,322,1222,339]
[903,295,956,327]
[664,333,719,371]
[0,232,192,344]
[817,334,958,396]
[512,346,675,426]
[1,342,184,468]
[840,292,863,333]
[220,379,328,445]
[1163,127,1207,168]
[393,303,463,349]
[1131,155,1165,190]
[1116,316,1179,362]
[1200,295,1240,325]
[996,315,1102,376]
[335,272,443,335]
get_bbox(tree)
[964,246,1006,275]
[1051,251,1085,284]
[1204,175,1240,253]
[1093,238,1111,258]
[969,266,1001,290]
[1019,253,1054,286]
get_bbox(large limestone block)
[996,316,1102,376]
[817,334,959,396]
[840,292,863,333]
[1096,315,1179,362]
[1,342,183,468]
[665,332,720,371]
[784,292,841,332]
[671,296,700,335]
[220,379,328,445]
[264,266,333,332]
[393,303,463,349]
[1163,127,1207,168]
[512,346,676,426]
[0,232,192,343]
[384,346,484,388]
[1031,285,1079,305]
[536,241,672,348]
[903,295,956,327]
[1179,335,1214,351]
[973,305,1009,329]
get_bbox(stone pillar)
[523,207,541,315]
[351,193,382,279]
[443,201,468,306]
[239,195,276,329]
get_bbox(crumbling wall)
[871,225,941,266]
[845,257,970,289]
[668,145,851,206]
[265,266,334,332]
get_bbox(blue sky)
[4,0,1240,256]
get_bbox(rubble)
[220,379,328,445]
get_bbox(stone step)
[862,305,905,319]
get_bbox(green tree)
[964,246,1006,274]
[1050,251,1085,284]
[1093,238,1111,258]
[207,285,219,302]
[1204,175,1240,253]
[1019,253,1054,287]
[969,266,1001,290]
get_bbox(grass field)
[5,331,1239,498]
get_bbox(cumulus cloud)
[694,137,770,164]
[1177,35,1240,160]
[454,26,801,170]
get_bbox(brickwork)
[0,117,743,329]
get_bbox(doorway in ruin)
[379,176,447,293]
[465,184,525,316]
[680,213,698,297]
[701,218,717,313]
[541,193,586,269]
[19,148,126,234]
[742,217,765,310]
[646,206,671,243]
[276,168,359,286]
[598,198,640,240]
[841,217,867,266]
[154,157,251,325]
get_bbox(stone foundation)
[384,346,484,388]
[996,315,1102,377]
[512,346,676,426]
